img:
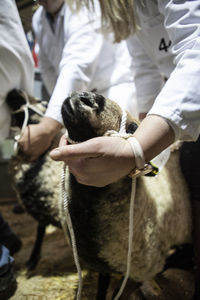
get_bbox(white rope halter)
[12,90,44,153]
[60,109,144,300]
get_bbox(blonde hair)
[66,0,137,42]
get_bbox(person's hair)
[66,0,137,42]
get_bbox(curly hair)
[66,0,137,42]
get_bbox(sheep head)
[6,88,47,128]
[61,91,139,142]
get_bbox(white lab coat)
[127,0,200,141]
[32,3,138,122]
[0,0,34,141]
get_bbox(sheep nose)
[68,91,99,111]
[79,95,94,108]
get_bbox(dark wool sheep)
[7,89,192,299]
[6,89,63,270]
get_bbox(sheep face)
[61,91,138,142]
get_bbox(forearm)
[134,115,175,163]
[39,117,63,136]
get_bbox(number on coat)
[159,38,171,52]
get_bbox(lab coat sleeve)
[45,9,103,123]
[127,34,164,113]
[37,44,57,96]
[149,0,200,141]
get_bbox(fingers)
[50,137,103,161]
[18,125,30,148]
[50,136,135,187]
[18,126,30,151]
[17,124,53,161]
[67,158,109,187]
[59,134,68,147]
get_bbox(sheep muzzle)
[61,91,107,142]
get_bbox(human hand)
[18,117,62,161]
[50,136,135,187]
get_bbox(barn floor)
[0,198,195,300]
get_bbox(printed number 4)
[159,38,171,52]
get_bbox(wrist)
[127,136,151,178]
[133,115,175,162]
[127,136,159,179]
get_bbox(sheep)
[7,89,193,299]
[60,91,192,298]
[6,88,64,270]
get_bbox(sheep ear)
[126,121,138,134]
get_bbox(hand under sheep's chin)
[50,135,134,187]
